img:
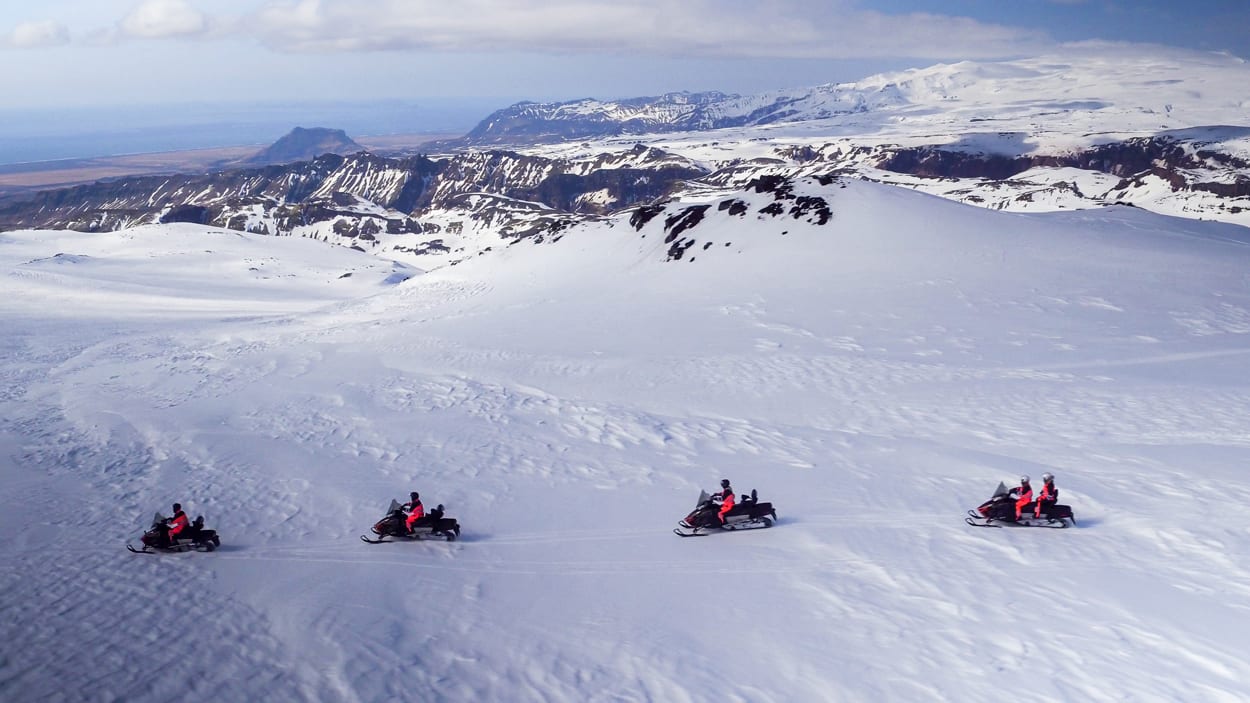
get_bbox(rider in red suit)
[1034,473,1058,517]
[1010,476,1033,520]
[403,492,425,533]
[165,503,189,545]
[713,479,736,524]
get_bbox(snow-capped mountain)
[457,47,1249,149]
[448,84,903,147]
[1,48,1247,271]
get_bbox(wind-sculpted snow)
[5,180,1250,700]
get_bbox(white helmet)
[1042,472,1054,482]
[1020,475,1030,483]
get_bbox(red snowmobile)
[965,482,1076,528]
[361,499,461,543]
[127,512,220,553]
[674,489,778,537]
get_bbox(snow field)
[4,181,1250,701]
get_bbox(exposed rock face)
[621,174,844,263]
[244,127,366,166]
[874,137,1250,199]
[0,153,440,233]
[0,147,710,264]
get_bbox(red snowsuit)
[166,505,187,545]
[715,489,736,524]
[168,510,189,538]
[1012,483,1033,519]
[404,499,425,531]
[1035,481,1058,517]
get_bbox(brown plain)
[0,133,454,196]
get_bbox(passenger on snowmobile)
[163,503,189,546]
[402,492,424,533]
[1034,473,1058,517]
[1009,476,1033,520]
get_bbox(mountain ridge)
[1,49,1247,271]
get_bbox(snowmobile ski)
[673,527,709,537]
[966,515,1069,529]
[360,535,391,544]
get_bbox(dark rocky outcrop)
[875,137,1250,198]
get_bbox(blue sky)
[2,0,1247,111]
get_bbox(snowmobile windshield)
[991,482,1009,498]
[388,499,403,513]
[152,512,167,525]
[696,490,710,507]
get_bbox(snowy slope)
[517,48,1250,230]
[485,47,1250,155]
[4,181,1250,702]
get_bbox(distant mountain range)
[442,86,897,147]
[2,49,1247,271]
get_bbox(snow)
[5,179,1250,702]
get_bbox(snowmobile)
[674,489,778,537]
[127,512,221,553]
[361,499,461,543]
[965,482,1075,529]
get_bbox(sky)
[1,0,1247,111]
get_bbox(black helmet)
[410,492,419,501]
[172,502,181,512]
[720,479,731,489]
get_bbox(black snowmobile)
[127,512,221,553]
[674,489,778,537]
[965,482,1076,529]
[361,499,461,543]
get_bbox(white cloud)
[245,0,1054,59]
[120,0,208,39]
[6,20,70,49]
